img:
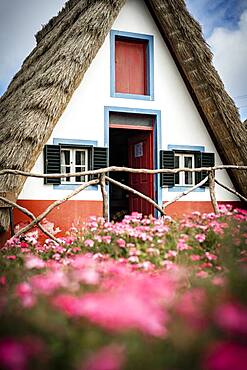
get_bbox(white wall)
[19,0,238,203]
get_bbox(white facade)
[19,0,238,204]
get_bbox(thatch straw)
[0,0,246,230]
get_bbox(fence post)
[99,174,109,221]
[208,170,219,214]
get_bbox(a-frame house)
[0,0,246,235]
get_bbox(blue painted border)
[110,30,154,101]
[167,144,205,152]
[104,106,162,217]
[53,138,97,146]
[53,138,98,191]
[167,144,205,192]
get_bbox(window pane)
[76,151,85,166]
[61,166,71,182]
[184,156,192,168]
[184,156,193,185]
[174,155,180,185]
[185,171,193,185]
[75,166,85,183]
[61,150,70,166]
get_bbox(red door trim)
[109,123,153,130]
[128,129,154,216]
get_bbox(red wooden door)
[128,130,154,216]
[115,38,147,95]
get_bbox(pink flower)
[176,288,207,329]
[78,291,167,337]
[0,276,6,286]
[0,338,27,370]
[190,254,201,261]
[205,252,217,261]
[20,242,29,248]
[195,233,206,243]
[0,337,46,370]
[52,253,61,261]
[74,268,99,285]
[128,256,139,264]
[30,271,68,295]
[140,261,155,270]
[81,344,124,370]
[52,294,82,316]
[161,260,175,270]
[25,256,45,269]
[177,239,191,251]
[165,250,177,259]
[94,235,102,243]
[129,247,141,256]
[16,282,36,308]
[102,236,111,244]
[116,239,126,248]
[6,255,16,260]
[196,270,209,278]
[214,302,247,336]
[147,247,160,256]
[84,239,94,248]
[212,276,225,286]
[204,341,247,370]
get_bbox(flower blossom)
[204,341,247,370]
[116,239,126,248]
[84,239,94,248]
[195,234,206,243]
[81,344,125,370]
[214,302,247,336]
[25,256,45,269]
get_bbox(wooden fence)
[0,165,246,243]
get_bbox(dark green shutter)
[160,150,175,187]
[201,152,215,186]
[44,145,61,185]
[195,152,202,184]
[92,147,108,179]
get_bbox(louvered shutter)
[160,150,175,187]
[194,152,202,184]
[92,147,108,179]
[44,145,61,185]
[201,152,215,186]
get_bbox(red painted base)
[164,201,243,219]
[0,200,244,247]
[0,199,103,246]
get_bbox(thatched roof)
[0,0,246,230]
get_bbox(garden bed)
[0,206,247,370]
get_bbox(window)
[174,153,195,186]
[44,144,108,186]
[115,37,148,95]
[160,148,215,189]
[110,30,154,100]
[61,148,88,183]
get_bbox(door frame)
[104,106,162,217]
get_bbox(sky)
[0,0,247,120]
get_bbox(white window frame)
[61,147,88,184]
[174,153,195,186]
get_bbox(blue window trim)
[110,30,154,101]
[167,144,205,192]
[104,106,162,217]
[52,138,98,191]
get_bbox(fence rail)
[0,165,246,243]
